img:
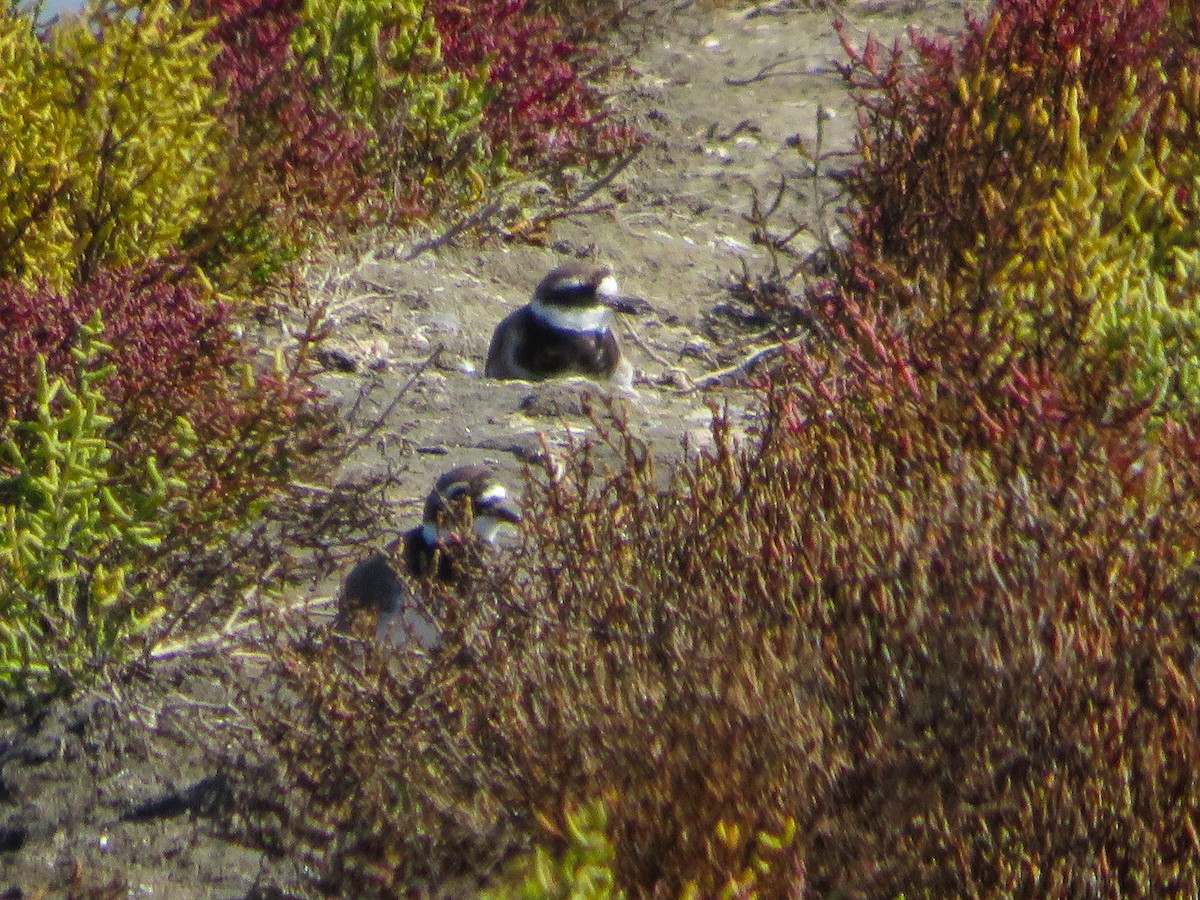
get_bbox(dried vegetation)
[3,0,1198,893]
[224,0,1200,895]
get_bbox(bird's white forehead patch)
[596,275,620,299]
[478,484,508,503]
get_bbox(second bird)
[485,262,648,390]
[339,465,522,651]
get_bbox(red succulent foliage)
[186,0,371,282]
[433,0,640,172]
[0,264,323,513]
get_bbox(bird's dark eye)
[551,281,595,301]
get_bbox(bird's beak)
[603,293,652,316]
[490,498,523,525]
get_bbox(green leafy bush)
[0,265,333,703]
[0,314,171,702]
[0,14,72,283]
[294,0,487,139]
[982,76,1200,412]
[292,0,492,220]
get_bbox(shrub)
[834,0,1200,413]
[768,300,1200,893]
[0,265,332,653]
[291,0,493,222]
[434,0,641,176]
[0,314,170,703]
[188,0,371,290]
[0,265,319,498]
[0,0,221,289]
[769,0,1200,889]
[232,409,833,896]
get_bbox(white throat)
[422,517,511,546]
[530,299,612,333]
[472,515,507,544]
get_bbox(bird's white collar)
[530,299,613,333]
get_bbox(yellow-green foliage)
[0,15,72,282]
[0,313,171,701]
[964,65,1200,413]
[0,0,220,288]
[294,0,490,179]
[479,799,623,900]
[683,817,798,900]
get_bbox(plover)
[338,465,522,650]
[485,262,649,390]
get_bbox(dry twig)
[339,344,445,461]
[686,342,788,392]
[149,592,337,662]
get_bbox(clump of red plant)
[0,264,325,532]
[434,0,642,174]
[186,0,371,288]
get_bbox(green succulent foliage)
[294,0,430,123]
[293,0,492,182]
[0,312,174,702]
[968,70,1200,414]
[0,14,72,282]
[479,799,624,900]
[0,0,220,288]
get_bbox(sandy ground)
[0,2,987,895]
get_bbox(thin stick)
[340,344,444,460]
[620,317,674,368]
[149,593,338,662]
[686,342,787,392]
[725,55,815,86]
[558,147,641,209]
[403,197,507,260]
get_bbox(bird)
[485,261,649,390]
[338,465,522,650]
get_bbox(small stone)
[681,338,715,361]
[714,235,752,256]
[520,381,599,418]
[474,433,548,464]
[316,347,357,373]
